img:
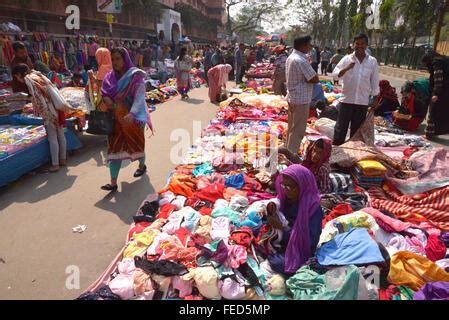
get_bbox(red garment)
[174,227,191,247]
[403,147,419,160]
[188,234,210,247]
[230,227,254,248]
[198,207,212,216]
[425,234,447,262]
[194,183,225,203]
[322,203,353,228]
[128,222,152,239]
[158,203,178,220]
[241,174,263,192]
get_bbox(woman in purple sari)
[270,164,324,275]
[100,47,153,191]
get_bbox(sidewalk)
[379,65,429,81]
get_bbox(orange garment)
[223,187,248,201]
[159,174,197,198]
[388,251,449,291]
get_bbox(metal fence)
[371,46,430,71]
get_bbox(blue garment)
[192,162,214,177]
[235,48,242,68]
[312,83,326,103]
[225,173,245,190]
[317,228,385,266]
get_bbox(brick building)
[0,0,226,42]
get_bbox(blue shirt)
[312,83,326,102]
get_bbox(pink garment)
[109,274,135,299]
[162,211,184,235]
[225,244,247,269]
[172,276,193,298]
[197,173,226,190]
[362,207,412,232]
[117,258,136,275]
[208,64,232,103]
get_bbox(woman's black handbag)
[86,110,114,136]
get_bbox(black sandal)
[101,184,118,191]
[134,165,147,178]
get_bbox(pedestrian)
[64,37,77,71]
[12,64,71,172]
[422,50,449,139]
[310,46,318,73]
[87,37,99,71]
[10,41,34,93]
[100,48,154,192]
[272,45,288,96]
[329,48,344,85]
[256,45,264,63]
[234,43,244,85]
[285,35,319,154]
[207,64,232,103]
[211,47,224,67]
[174,47,193,99]
[320,47,332,76]
[87,47,112,110]
[332,34,380,146]
[204,45,213,85]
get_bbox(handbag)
[86,110,114,135]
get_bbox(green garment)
[286,265,360,300]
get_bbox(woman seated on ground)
[393,81,427,132]
[375,80,400,117]
[207,64,232,103]
[267,164,324,275]
[302,138,332,193]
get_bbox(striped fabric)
[369,186,449,231]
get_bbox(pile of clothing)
[0,124,47,159]
[351,160,386,189]
[246,63,274,79]
[82,89,449,301]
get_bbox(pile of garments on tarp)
[81,92,449,301]
[240,79,273,94]
[0,91,29,116]
[246,63,274,79]
[0,124,46,159]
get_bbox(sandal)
[101,184,118,191]
[134,165,147,178]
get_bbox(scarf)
[275,165,321,274]
[95,47,112,81]
[302,138,332,175]
[379,80,398,103]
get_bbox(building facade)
[0,0,226,42]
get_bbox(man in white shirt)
[285,35,319,154]
[332,34,380,145]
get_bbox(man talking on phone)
[331,34,379,145]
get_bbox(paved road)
[0,85,218,300]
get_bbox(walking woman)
[100,47,154,191]
[174,47,193,99]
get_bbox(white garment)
[332,53,380,106]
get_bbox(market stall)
[80,75,449,301]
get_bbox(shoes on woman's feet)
[134,165,147,178]
[49,165,60,172]
[101,184,118,191]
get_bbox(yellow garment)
[123,229,160,258]
[357,160,387,176]
[388,251,449,291]
[195,215,213,238]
